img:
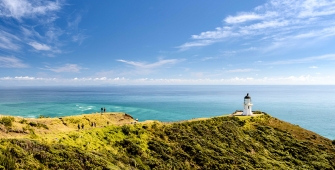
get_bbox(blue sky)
[1,0,335,85]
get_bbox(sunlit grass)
[0,112,334,169]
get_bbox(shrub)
[28,122,49,129]
[253,111,262,114]
[19,119,27,124]
[29,122,38,127]
[122,126,130,135]
[332,140,335,145]
[37,123,49,130]
[0,117,14,127]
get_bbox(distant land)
[0,112,334,169]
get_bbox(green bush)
[37,123,49,129]
[29,122,37,127]
[19,119,27,124]
[0,117,14,127]
[29,122,49,129]
[253,111,262,114]
[122,125,130,135]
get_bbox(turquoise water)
[0,85,334,139]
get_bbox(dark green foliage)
[116,139,143,156]
[29,122,49,129]
[121,125,130,135]
[37,123,49,129]
[332,140,335,145]
[0,116,14,127]
[29,122,37,127]
[19,119,28,124]
[0,149,16,169]
[0,139,112,169]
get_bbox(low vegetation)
[0,116,14,128]
[0,113,334,169]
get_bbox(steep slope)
[0,113,334,169]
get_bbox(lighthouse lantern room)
[242,93,253,116]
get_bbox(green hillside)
[0,113,334,169]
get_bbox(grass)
[0,112,334,169]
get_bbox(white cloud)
[298,0,335,18]
[201,57,218,61]
[0,30,20,50]
[177,40,216,51]
[14,76,35,80]
[191,27,235,40]
[28,41,51,51]
[246,20,289,30]
[178,0,335,51]
[1,75,335,85]
[227,69,257,73]
[42,64,83,73]
[268,53,335,65]
[0,0,60,20]
[0,56,28,68]
[67,12,87,44]
[117,58,182,69]
[94,77,107,81]
[0,0,85,55]
[224,13,264,24]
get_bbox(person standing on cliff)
[104,107,106,113]
[101,107,103,114]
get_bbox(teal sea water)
[0,85,334,139]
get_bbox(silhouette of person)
[104,107,106,112]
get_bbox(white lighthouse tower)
[242,93,253,116]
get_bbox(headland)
[0,112,334,169]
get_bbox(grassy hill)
[0,112,334,169]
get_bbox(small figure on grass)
[104,107,106,113]
[78,124,80,130]
[101,107,103,114]
[81,123,84,129]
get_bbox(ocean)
[0,85,334,139]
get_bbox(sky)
[1,0,335,86]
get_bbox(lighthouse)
[242,93,253,116]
